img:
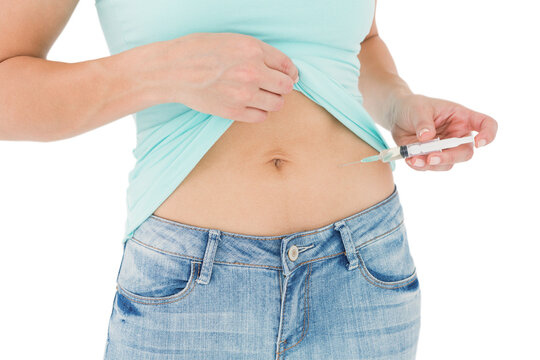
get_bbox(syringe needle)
[338,160,364,167]
[338,154,380,167]
[360,155,381,163]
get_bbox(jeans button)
[288,245,299,261]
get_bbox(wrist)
[118,41,171,107]
[127,36,202,106]
[90,44,165,118]
[382,80,414,131]
[72,45,167,135]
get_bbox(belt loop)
[196,229,221,285]
[334,220,359,271]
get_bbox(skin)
[0,2,299,140]
[0,0,497,162]
[390,93,498,171]
[0,0,498,236]
[359,0,498,171]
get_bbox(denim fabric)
[103,184,421,359]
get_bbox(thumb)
[413,115,436,141]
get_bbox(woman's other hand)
[142,32,299,123]
[388,94,498,171]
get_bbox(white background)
[1,0,538,359]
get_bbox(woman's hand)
[388,94,498,171]
[141,32,299,123]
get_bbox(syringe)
[339,135,475,166]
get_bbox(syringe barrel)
[406,138,441,156]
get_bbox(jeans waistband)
[130,184,404,284]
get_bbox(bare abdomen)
[152,89,395,236]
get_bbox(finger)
[234,107,269,123]
[409,103,437,141]
[259,41,299,82]
[407,156,454,171]
[425,143,474,166]
[406,155,429,171]
[469,111,498,148]
[246,89,286,112]
[425,164,454,171]
[259,67,296,95]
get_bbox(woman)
[0,0,497,359]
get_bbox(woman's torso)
[153,89,395,236]
[94,0,396,239]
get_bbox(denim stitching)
[115,262,200,305]
[278,274,287,357]
[356,254,418,290]
[278,262,311,355]
[130,236,198,260]
[355,219,405,251]
[131,235,347,271]
[278,271,282,299]
[130,236,283,269]
[288,252,345,273]
[361,267,417,290]
[131,222,405,274]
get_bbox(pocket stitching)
[355,221,417,289]
[116,262,200,305]
[356,253,417,290]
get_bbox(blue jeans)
[103,184,421,359]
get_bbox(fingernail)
[478,139,487,147]
[418,128,430,138]
[429,156,441,165]
[413,158,425,167]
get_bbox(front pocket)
[115,237,200,305]
[355,221,418,290]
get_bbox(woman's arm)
[0,0,299,142]
[0,0,160,142]
[357,0,413,132]
[357,0,497,171]
[0,52,160,142]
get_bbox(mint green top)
[94,0,396,245]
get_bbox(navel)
[271,158,286,169]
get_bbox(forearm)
[357,34,414,131]
[0,46,160,142]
